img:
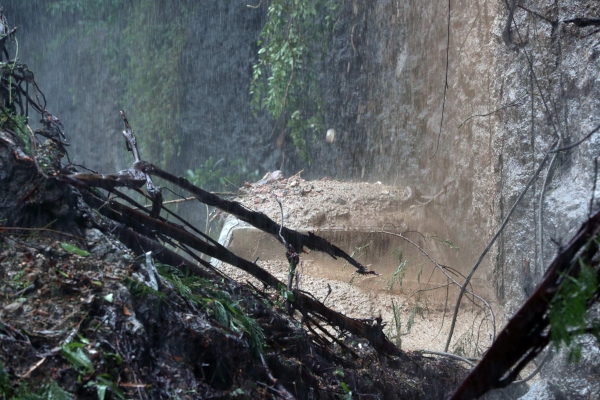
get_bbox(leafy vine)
[250,0,339,162]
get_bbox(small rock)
[24,272,39,282]
[3,302,23,316]
[326,128,336,143]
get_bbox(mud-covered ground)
[219,172,496,355]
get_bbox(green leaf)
[282,289,295,302]
[43,379,73,400]
[340,381,351,394]
[213,300,229,327]
[60,242,90,257]
[96,385,107,400]
[61,344,95,374]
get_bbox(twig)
[590,157,599,217]
[379,228,496,345]
[503,0,524,50]
[272,192,287,246]
[444,140,558,352]
[430,0,451,159]
[512,348,552,384]
[458,92,528,129]
[350,23,357,53]
[509,5,562,142]
[323,283,332,305]
[418,350,475,367]
[518,4,556,25]
[549,122,600,153]
[538,150,558,272]
[563,18,600,27]
[119,110,163,218]
[259,354,298,400]
[306,314,358,358]
[247,0,263,9]
[26,124,48,179]
[19,357,46,378]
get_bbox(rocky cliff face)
[324,1,600,397]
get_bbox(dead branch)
[71,174,401,357]
[430,0,451,159]
[417,350,475,367]
[563,18,600,27]
[449,207,600,399]
[503,0,526,50]
[444,140,557,352]
[131,160,377,275]
[119,111,163,217]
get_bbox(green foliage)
[45,0,195,169]
[186,157,260,191]
[432,237,460,251]
[236,310,267,356]
[1,361,72,399]
[60,339,125,399]
[61,342,95,375]
[157,264,266,356]
[12,379,73,400]
[387,248,408,291]
[339,381,352,399]
[60,242,90,257]
[0,361,11,397]
[391,299,402,348]
[86,373,125,400]
[123,276,166,299]
[405,296,424,333]
[123,0,196,168]
[385,246,427,349]
[280,286,295,302]
[250,0,339,162]
[548,259,600,362]
[213,300,229,327]
[0,109,30,155]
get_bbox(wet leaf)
[61,344,95,374]
[60,242,90,257]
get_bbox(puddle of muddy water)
[214,216,495,355]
